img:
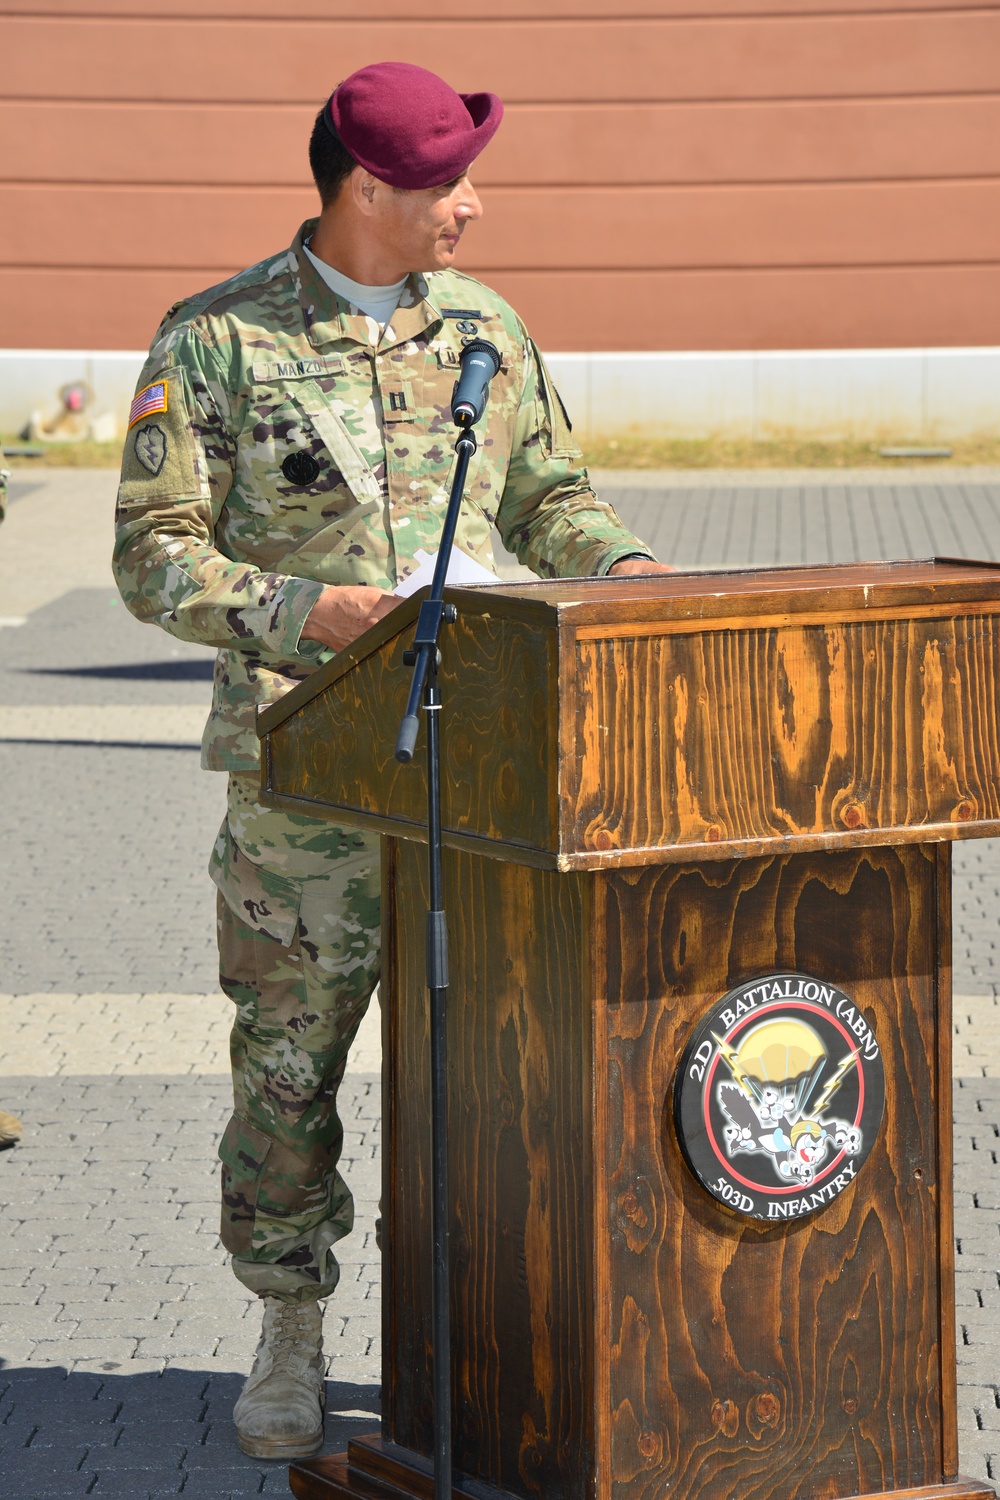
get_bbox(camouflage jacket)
[113,220,653,771]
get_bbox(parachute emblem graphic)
[714,1016,863,1187]
[673,973,886,1220]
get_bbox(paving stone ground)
[1,468,999,1497]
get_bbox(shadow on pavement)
[0,1362,381,1499]
[23,662,215,682]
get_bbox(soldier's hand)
[607,557,677,576]
[300,585,402,653]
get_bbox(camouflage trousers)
[210,773,381,1304]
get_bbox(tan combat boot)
[233,1296,325,1458]
[0,1110,22,1149]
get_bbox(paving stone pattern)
[0,738,223,996]
[953,1077,1000,1484]
[0,1074,381,1499]
[1,471,999,1497]
[604,475,1000,572]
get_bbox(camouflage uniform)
[113,220,653,1302]
[213,775,381,1301]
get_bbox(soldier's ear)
[353,169,378,209]
[347,166,378,215]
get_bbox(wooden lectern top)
[258,557,1000,869]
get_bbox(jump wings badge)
[673,973,886,1221]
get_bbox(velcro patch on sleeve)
[119,367,199,501]
[128,381,169,429]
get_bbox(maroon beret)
[327,61,503,191]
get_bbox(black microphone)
[451,339,501,428]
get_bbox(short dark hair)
[308,105,358,208]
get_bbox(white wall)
[2,346,1000,444]
[547,348,1000,442]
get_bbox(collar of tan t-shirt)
[303,241,407,327]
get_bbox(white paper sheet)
[393,547,499,598]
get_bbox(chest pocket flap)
[291,386,382,505]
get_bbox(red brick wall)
[2,1,999,352]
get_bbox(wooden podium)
[257,561,1000,1500]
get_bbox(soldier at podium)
[112,61,669,1461]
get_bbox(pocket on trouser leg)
[219,1114,272,1255]
[219,1114,354,1259]
[220,1128,353,1302]
[210,815,302,949]
[217,890,262,1010]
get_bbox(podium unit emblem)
[673,973,885,1221]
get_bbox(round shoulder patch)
[673,972,885,1222]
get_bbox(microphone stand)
[394,416,478,1500]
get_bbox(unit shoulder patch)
[133,423,167,476]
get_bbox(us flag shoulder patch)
[128,381,168,429]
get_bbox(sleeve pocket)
[530,339,580,460]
